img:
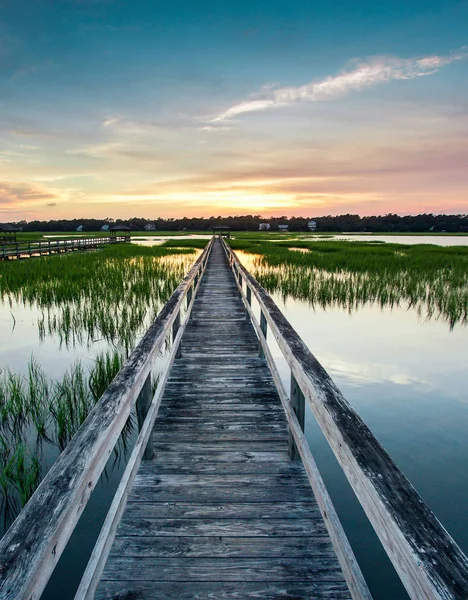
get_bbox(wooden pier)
[0,237,468,600]
[0,235,130,261]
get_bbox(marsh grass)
[225,238,468,329]
[0,244,197,350]
[0,350,128,526]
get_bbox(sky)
[0,0,467,221]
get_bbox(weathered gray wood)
[116,500,318,519]
[172,310,182,359]
[0,239,214,600]
[95,239,353,600]
[259,310,267,358]
[74,243,211,600]
[96,580,352,600]
[136,374,153,460]
[226,240,372,600]
[102,556,346,582]
[109,535,333,557]
[288,373,305,460]
[222,237,468,600]
[116,517,328,537]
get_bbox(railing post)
[288,373,305,460]
[173,310,182,358]
[136,374,153,460]
[246,286,252,306]
[238,272,243,289]
[187,284,193,308]
[259,311,267,358]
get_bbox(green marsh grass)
[0,243,197,350]
[222,238,468,328]
[0,350,127,526]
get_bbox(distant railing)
[0,235,130,261]
[0,238,214,600]
[221,236,468,600]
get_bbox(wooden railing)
[0,236,130,261]
[0,238,214,600]
[221,237,468,600]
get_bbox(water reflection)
[237,250,468,329]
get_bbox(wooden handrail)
[221,236,468,600]
[0,235,131,260]
[0,238,214,600]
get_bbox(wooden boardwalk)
[0,235,129,261]
[96,239,352,599]
[3,237,467,600]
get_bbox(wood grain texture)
[95,239,352,600]
[95,580,352,599]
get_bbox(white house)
[278,224,289,232]
[308,220,317,231]
[259,223,270,231]
[101,224,110,231]
[144,223,156,231]
[76,225,84,232]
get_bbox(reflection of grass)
[1,243,197,351]
[223,238,468,329]
[0,350,127,527]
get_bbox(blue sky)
[1,0,467,219]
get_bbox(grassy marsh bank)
[192,237,468,328]
[0,243,197,350]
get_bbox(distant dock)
[0,235,130,261]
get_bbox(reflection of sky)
[237,250,468,599]
[1,0,468,220]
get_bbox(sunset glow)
[1,1,467,220]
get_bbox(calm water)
[330,234,468,246]
[237,250,468,600]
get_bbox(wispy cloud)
[0,181,57,206]
[212,50,467,121]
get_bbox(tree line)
[9,213,468,233]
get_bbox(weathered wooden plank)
[116,517,328,537]
[95,580,352,600]
[128,473,314,503]
[120,501,318,519]
[153,421,287,433]
[152,441,288,452]
[109,536,333,558]
[153,431,288,443]
[142,460,296,475]
[101,556,347,582]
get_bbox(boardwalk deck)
[96,239,352,599]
